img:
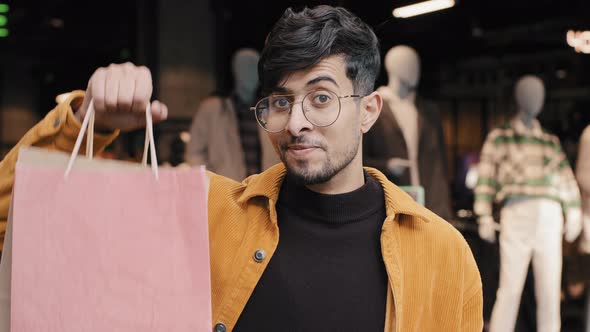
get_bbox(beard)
[277,132,361,186]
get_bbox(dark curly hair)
[259,5,381,96]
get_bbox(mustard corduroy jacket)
[0,91,483,331]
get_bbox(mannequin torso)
[377,86,420,185]
[379,46,422,186]
[363,45,451,219]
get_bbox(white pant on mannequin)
[490,198,563,332]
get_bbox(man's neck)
[305,159,366,195]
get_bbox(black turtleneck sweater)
[233,172,388,332]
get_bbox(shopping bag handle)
[64,99,159,180]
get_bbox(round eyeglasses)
[250,89,363,133]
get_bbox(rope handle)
[64,99,159,180]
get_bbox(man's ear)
[360,91,382,133]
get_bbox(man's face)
[267,55,363,185]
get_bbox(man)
[0,5,482,331]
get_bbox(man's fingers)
[90,68,107,113]
[131,66,152,113]
[151,100,168,122]
[104,65,121,112]
[84,63,160,131]
[124,101,168,131]
[118,75,135,113]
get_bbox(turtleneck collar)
[277,171,385,224]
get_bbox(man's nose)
[285,102,313,136]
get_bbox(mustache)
[278,136,326,150]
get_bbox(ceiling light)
[393,0,455,18]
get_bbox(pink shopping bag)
[8,103,212,331]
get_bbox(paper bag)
[6,146,211,331]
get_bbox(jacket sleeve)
[184,97,224,167]
[461,243,484,331]
[0,91,118,250]
[474,129,501,217]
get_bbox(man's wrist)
[72,108,115,135]
[74,109,84,124]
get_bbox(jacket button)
[53,118,61,128]
[214,323,227,332]
[253,249,266,263]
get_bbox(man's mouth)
[288,144,318,150]
[284,143,322,157]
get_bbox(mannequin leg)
[489,203,535,332]
[532,200,563,332]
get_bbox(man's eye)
[313,93,332,105]
[272,98,290,108]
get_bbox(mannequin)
[576,125,590,332]
[232,48,259,105]
[474,75,582,332]
[363,45,451,219]
[185,48,279,180]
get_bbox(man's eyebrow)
[270,76,339,94]
[270,86,291,94]
[306,76,339,88]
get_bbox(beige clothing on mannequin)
[185,96,279,181]
[377,87,420,186]
[578,125,590,252]
[490,198,563,332]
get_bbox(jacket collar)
[237,163,431,223]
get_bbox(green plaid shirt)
[474,118,581,220]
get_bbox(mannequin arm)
[476,216,499,243]
[473,130,500,218]
[550,137,582,241]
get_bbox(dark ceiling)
[220,0,590,65]
[217,0,590,91]
[1,0,589,99]
[4,0,589,59]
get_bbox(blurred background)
[1,0,589,172]
[1,0,590,330]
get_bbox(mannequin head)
[232,48,260,104]
[384,45,420,99]
[514,75,545,123]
